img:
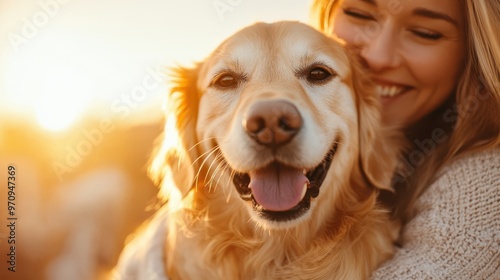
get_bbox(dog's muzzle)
[233,142,338,222]
[229,99,339,222]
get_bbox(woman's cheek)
[407,43,463,90]
[332,15,358,46]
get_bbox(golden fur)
[150,21,401,279]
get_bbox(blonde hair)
[311,0,500,220]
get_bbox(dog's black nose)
[243,100,302,148]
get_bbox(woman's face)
[332,0,466,127]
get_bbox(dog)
[115,21,401,280]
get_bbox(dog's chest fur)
[164,178,398,280]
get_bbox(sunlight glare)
[34,64,94,132]
[34,97,81,132]
[2,27,97,132]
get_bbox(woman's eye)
[343,8,375,20]
[306,67,334,84]
[411,29,443,40]
[212,73,239,89]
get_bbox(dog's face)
[152,21,396,230]
[196,22,355,226]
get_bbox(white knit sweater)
[371,147,500,279]
[114,148,500,279]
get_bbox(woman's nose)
[359,23,401,72]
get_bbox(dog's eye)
[212,73,239,89]
[307,67,333,83]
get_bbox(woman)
[311,0,499,278]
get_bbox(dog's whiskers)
[190,144,218,170]
[214,162,231,194]
[193,146,220,191]
[173,137,211,176]
[187,137,216,153]
[203,148,223,186]
[206,151,225,193]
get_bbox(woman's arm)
[371,148,500,280]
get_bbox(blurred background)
[0,0,310,279]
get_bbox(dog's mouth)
[232,143,338,222]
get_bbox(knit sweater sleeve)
[370,148,500,280]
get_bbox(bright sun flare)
[1,1,309,133]
[3,29,95,132]
[34,97,81,132]
[33,63,94,132]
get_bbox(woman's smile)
[332,0,466,127]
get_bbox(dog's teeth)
[301,183,308,200]
[303,169,307,175]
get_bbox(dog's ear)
[350,61,402,192]
[149,64,202,200]
[358,103,401,192]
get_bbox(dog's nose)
[243,100,302,148]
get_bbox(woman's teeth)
[376,85,405,97]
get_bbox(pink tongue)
[249,162,309,211]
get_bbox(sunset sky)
[0,0,310,131]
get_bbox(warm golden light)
[3,27,96,132]
[1,1,309,134]
[34,100,81,132]
[33,63,94,132]
[0,2,310,280]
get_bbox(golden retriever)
[127,21,402,280]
